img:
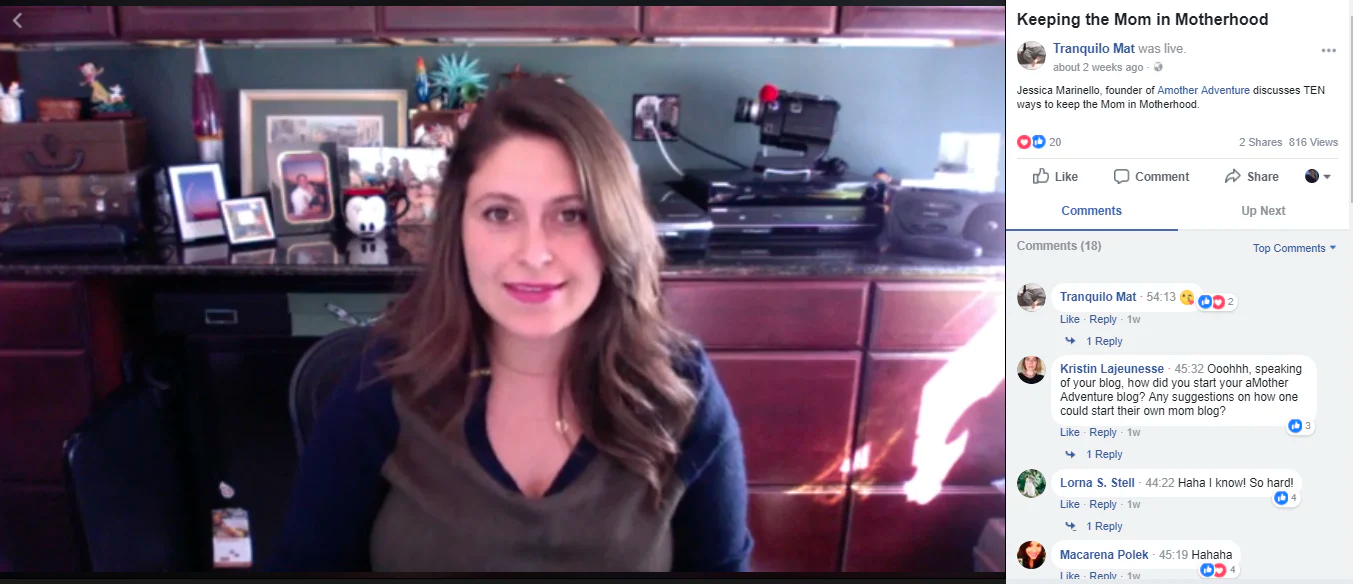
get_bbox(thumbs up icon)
[1033,168,1050,184]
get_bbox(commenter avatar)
[1017,41,1046,70]
[1017,469,1047,498]
[1018,540,1046,569]
[1017,283,1047,312]
[1018,356,1045,385]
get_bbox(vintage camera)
[734,84,840,172]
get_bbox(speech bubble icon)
[1114,169,1130,184]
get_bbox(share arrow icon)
[1065,450,1075,458]
[1065,337,1075,344]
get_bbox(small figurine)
[864,167,893,205]
[80,62,132,119]
[0,81,23,124]
[414,57,430,106]
[498,64,532,91]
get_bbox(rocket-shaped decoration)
[415,57,430,105]
[192,40,225,163]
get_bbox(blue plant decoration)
[430,52,489,109]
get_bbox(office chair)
[287,325,370,454]
[62,381,194,572]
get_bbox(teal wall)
[18,44,1004,192]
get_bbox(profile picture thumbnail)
[1017,283,1046,312]
[1018,356,1045,385]
[1017,469,1047,498]
[1016,41,1046,70]
[1018,540,1046,569]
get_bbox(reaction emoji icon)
[1180,290,1194,305]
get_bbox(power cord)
[659,122,749,170]
[645,119,684,178]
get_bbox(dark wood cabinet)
[665,280,868,350]
[0,483,83,572]
[856,355,1004,487]
[0,6,116,42]
[380,6,640,38]
[0,274,1005,572]
[0,351,93,483]
[0,281,84,350]
[838,6,1005,40]
[642,6,838,36]
[870,282,1002,351]
[711,352,859,486]
[0,279,122,573]
[843,489,1003,572]
[748,489,845,572]
[116,6,378,40]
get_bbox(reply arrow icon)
[12,13,20,28]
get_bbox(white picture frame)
[167,163,229,242]
[219,197,277,246]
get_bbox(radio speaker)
[885,188,1005,254]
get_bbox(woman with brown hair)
[272,79,752,572]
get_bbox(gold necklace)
[471,367,570,435]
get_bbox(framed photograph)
[239,89,408,196]
[347,146,448,225]
[266,144,336,236]
[410,110,460,148]
[168,163,229,242]
[219,197,277,245]
[632,94,680,141]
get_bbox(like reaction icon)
[1032,134,1047,149]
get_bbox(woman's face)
[461,134,603,341]
[1026,542,1043,559]
[1023,356,1038,373]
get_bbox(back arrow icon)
[12,13,20,29]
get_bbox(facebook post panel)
[1006,1,1351,581]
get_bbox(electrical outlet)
[631,94,679,142]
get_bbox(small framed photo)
[347,146,447,225]
[219,197,277,245]
[267,145,337,236]
[167,163,229,242]
[632,94,679,141]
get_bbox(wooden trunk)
[0,119,149,177]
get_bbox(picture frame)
[266,143,337,236]
[167,163,229,242]
[410,110,461,148]
[219,196,277,246]
[347,146,447,226]
[239,89,408,196]
[632,94,680,141]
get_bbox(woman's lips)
[503,282,565,304]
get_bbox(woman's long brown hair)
[376,79,699,504]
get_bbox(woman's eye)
[482,207,512,223]
[558,208,587,224]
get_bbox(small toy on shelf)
[430,52,489,111]
[864,167,894,206]
[0,82,23,124]
[498,63,532,91]
[80,62,133,119]
[414,57,430,107]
